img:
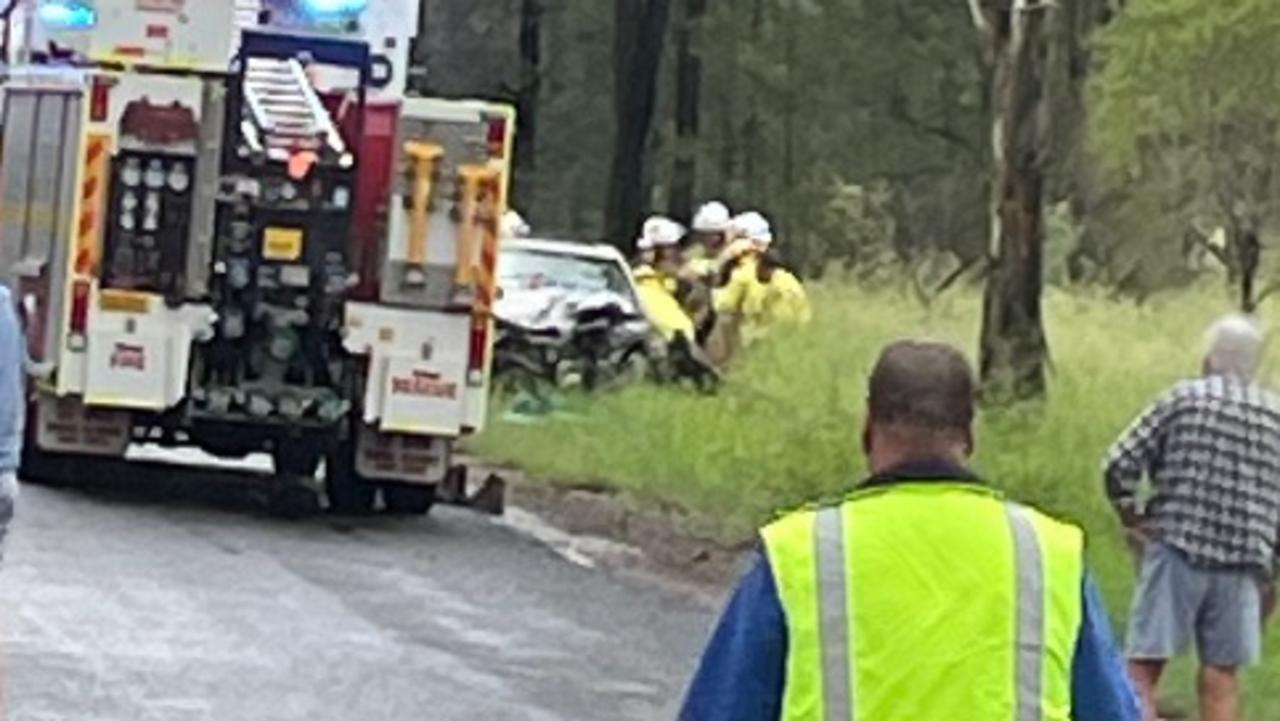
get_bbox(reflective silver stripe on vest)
[1006,504,1045,721]
[815,507,853,721]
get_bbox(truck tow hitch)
[438,465,506,516]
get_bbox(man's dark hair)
[868,340,976,431]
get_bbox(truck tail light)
[90,76,111,122]
[486,118,507,159]
[68,279,91,349]
[17,280,47,363]
[467,319,488,386]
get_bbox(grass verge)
[469,283,1279,715]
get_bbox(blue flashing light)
[301,0,367,17]
[37,0,97,30]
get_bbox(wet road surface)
[0,458,717,720]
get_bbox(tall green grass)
[470,283,1280,714]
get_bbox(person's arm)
[1101,391,1176,528]
[713,270,748,314]
[0,292,23,452]
[1072,573,1142,721]
[783,273,811,324]
[679,553,787,721]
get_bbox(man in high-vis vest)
[680,340,1141,721]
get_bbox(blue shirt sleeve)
[1072,573,1142,721]
[679,553,786,721]
[0,287,24,472]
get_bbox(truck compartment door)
[0,84,85,364]
[374,343,468,436]
[81,290,213,410]
[346,303,474,435]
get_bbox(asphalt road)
[0,458,717,721]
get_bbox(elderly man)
[682,340,1139,721]
[0,284,21,564]
[1105,315,1280,721]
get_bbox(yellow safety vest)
[634,268,695,342]
[713,254,762,315]
[745,268,812,329]
[761,482,1084,721]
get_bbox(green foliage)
[421,0,1280,297]
[505,0,991,268]
[1091,0,1280,175]
[809,180,900,280]
[470,284,1280,712]
[1088,0,1280,296]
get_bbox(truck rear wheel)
[383,483,436,515]
[324,443,376,515]
[272,442,322,478]
[268,441,323,519]
[267,482,321,520]
[18,401,73,487]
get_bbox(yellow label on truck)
[99,289,152,314]
[263,227,304,261]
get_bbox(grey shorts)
[1126,542,1262,667]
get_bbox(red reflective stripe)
[86,140,106,164]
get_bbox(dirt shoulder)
[468,460,753,602]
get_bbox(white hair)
[1204,314,1265,379]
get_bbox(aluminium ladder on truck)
[241,56,346,160]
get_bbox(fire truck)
[0,0,513,514]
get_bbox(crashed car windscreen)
[498,249,633,297]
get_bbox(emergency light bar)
[302,0,367,16]
[37,0,97,29]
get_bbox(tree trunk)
[668,0,707,221]
[741,0,766,199]
[977,0,1056,404]
[1230,220,1261,312]
[781,0,797,192]
[513,0,544,210]
[605,0,674,247]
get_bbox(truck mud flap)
[34,393,130,456]
[438,464,505,516]
[354,424,450,485]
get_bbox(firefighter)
[633,217,696,343]
[684,200,733,280]
[716,211,771,289]
[678,202,732,341]
[501,209,531,239]
[707,211,772,365]
[632,215,670,272]
[749,249,812,332]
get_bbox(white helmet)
[729,211,773,247]
[637,215,686,251]
[692,201,732,233]
[502,210,531,238]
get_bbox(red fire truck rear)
[0,0,513,514]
